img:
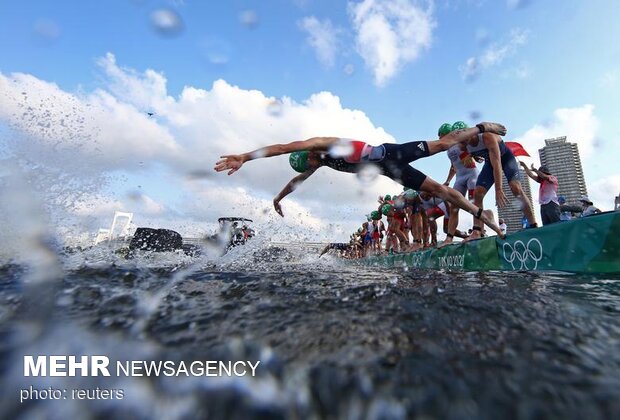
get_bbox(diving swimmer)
[214,122,508,238]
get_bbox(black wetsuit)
[319,140,430,190]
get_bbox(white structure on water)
[94,211,133,244]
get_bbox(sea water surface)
[1,239,619,419]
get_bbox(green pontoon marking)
[359,211,620,274]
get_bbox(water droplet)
[127,190,142,201]
[469,110,482,120]
[266,100,283,117]
[199,37,232,65]
[356,164,381,186]
[56,294,73,306]
[150,9,184,37]
[251,149,267,159]
[186,169,212,180]
[239,10,259,29]
[343,64,355,76]
[32,19,61,44]
[328,139,354,158]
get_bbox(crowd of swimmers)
[215,118,611,259]
[322,185,493,259]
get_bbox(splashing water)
[2,240,619,419]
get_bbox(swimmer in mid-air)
[214,122,508,238]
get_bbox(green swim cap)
[357,227,363,233]
[383,194,391,201]
[438,123,453,137]
[403,189,418,198]
[381,204,393,216]
[289,151,309,173]
[451,121,469,131]
[371,210,381,220]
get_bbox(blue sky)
[1,0,619,241]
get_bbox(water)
[1,242,619,419]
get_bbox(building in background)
[498,168,533,235]
[538,137,587,205]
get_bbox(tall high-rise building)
[498,168,533,235]
[538,136,587,205]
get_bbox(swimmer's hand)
[214,154,245,175]
[273,198,284,217]
[477,122,507,137]
[495,187,509,208]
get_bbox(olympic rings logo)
[409,253,424,267]
[502,238,543,270]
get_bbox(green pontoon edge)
[357,211,620,274]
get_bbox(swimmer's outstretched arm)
[427,122,507,155]
[273,169,317,217]
[214,137,338,175]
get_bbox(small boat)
[200,217,256,254]
[358,211,620,274]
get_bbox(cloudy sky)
[0,0,619,243]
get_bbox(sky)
[0,0,619,244]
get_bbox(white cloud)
[460,28,529,82]
[348,0,435,86]
[515,104,599,161]
[513,104,613,214]
[298,16,341,68]
[0,55,401,242]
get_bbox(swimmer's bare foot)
[479,209,505,239]
[410,242,422,252]
[478,122,507,137]
[437,236,453,249]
